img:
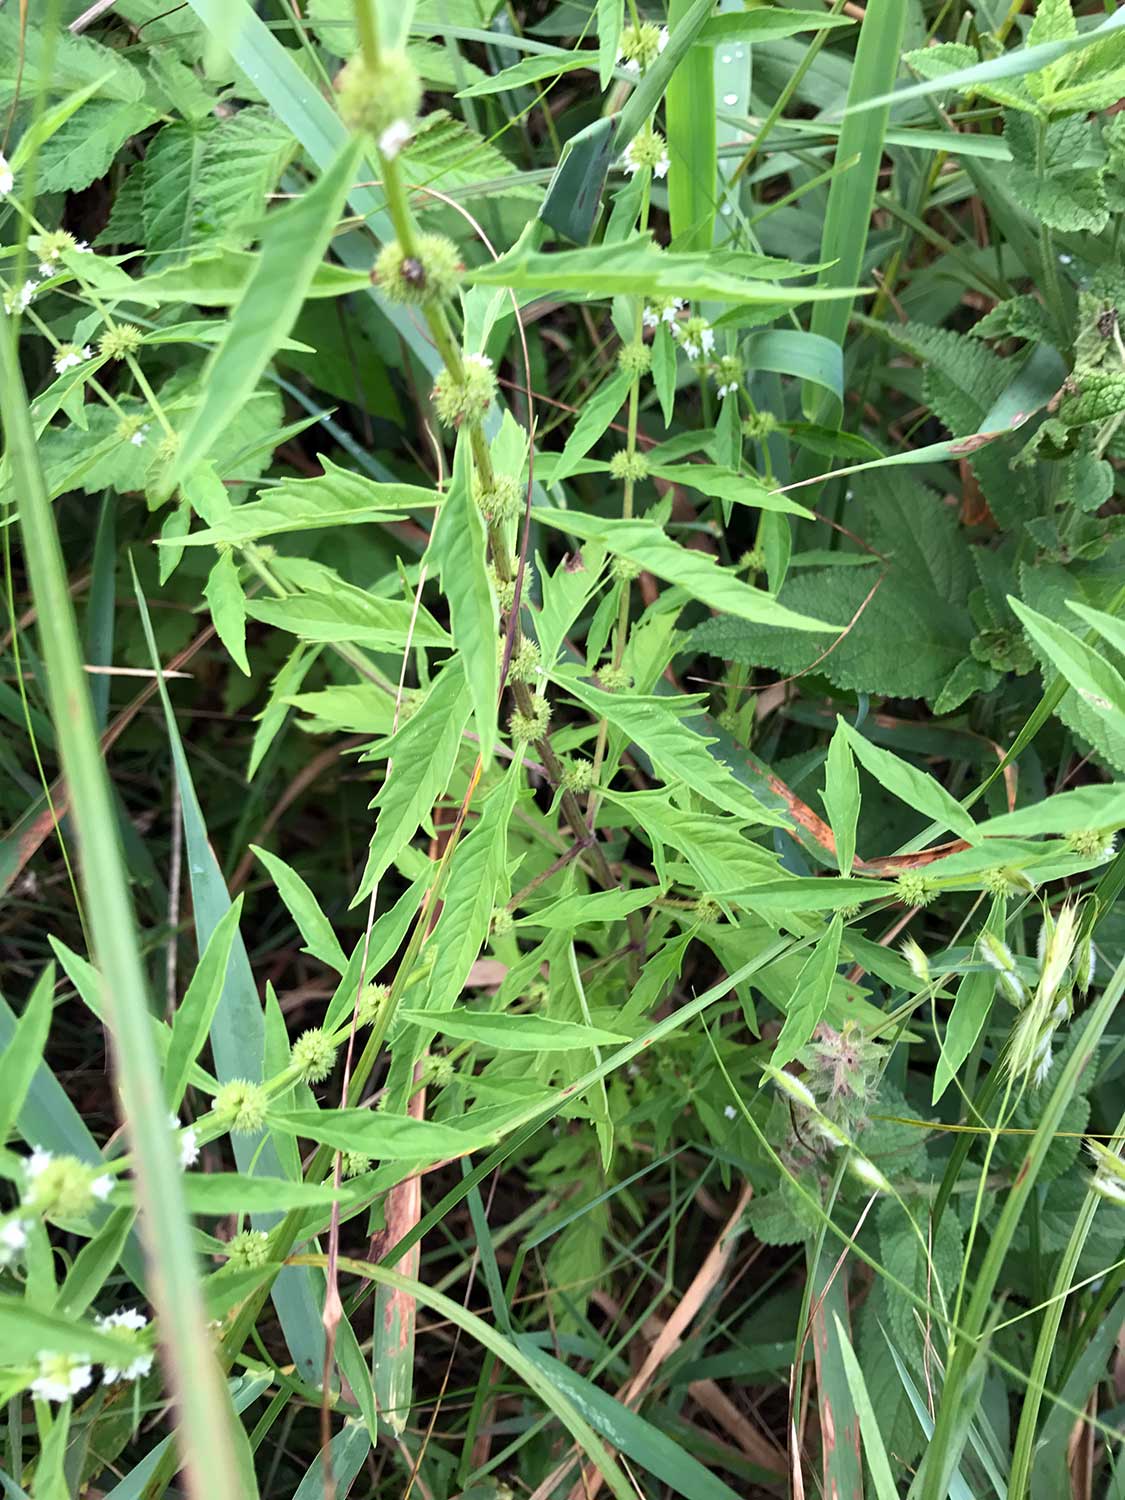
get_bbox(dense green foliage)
[4,0,1125,1496]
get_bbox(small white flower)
[38,259,59,280]
[621,55,641,75]
[0,1219,27,1263]
[72,239,91,254]
[129,424,150,448]
[53,343,93,375]
[26,1148,52,1181]
[98,1309,154,1384]
[0,154,12,195]
[30,1352,92,1404]
[622,137,670,179]
[91,1174,114,1202]
[3,280,35,315]
[642,305,660,331]
[466,352,493,371]
[378,118,413,160]
[663,298,685,324]
[723,1104,737,1120]
[716,382,738,398]
[180,1127,199,1169]
[657,26,669,52]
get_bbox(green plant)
[4,0,1125,1496]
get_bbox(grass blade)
[0,311,241,1500]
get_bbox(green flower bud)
[98,323,144,360]
[214,1079,269,1135]
[507,637,542,683]
[336,51,422,145]
[476,471,522,522]
[596,664,632,692]
[225,1230,271,1270]
[617,342,652,378]
[610,554,642,581]
[290,1027,337,1084]
[742,411,779,442]
[342,1151,372,1179]
[561,759,595,793]
[374,234,461,306]
[510,697,550,742]
[694,896,721,923]
[433,353,497,428]
[491,906,515,936]
[895,872,937,908]
[357,983,391,1026]
[609,450,649,482]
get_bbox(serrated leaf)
[647,462,814,518]
[203,549,250,675]
[172,460,427,546]
[823,724,860,877]
[354,664,472,903]
[537,512,836,631]
[399,1009,627,1049]
[601,789,785,890]
[182,1174,347,1213]
[562,678,788,823]
[245,586,449,651]
[169,136,363,487]
[839,719,980,843]
[166,897,244,1111]
[932,894,1004,1105]
[550,370,631,485]
[428,434,498,760]
[35,99,158,194]
[772,915,843,1068]
[417,765,520,1012]
[400,109,540,202]
[251,846,347,974]
[1011,595,1125,722]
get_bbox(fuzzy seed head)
[597,664,632,693]
[357,983,391,1026]
[561,759,595,793]
[713,354,743,398]
[337,51,422,140]
[617,341,652,378]
[895,871,937,908]
[507,637,542,683]
[99,323,144,360]
[694,896,722,924]
[618,20,667,71]
[225,1229,271,1270]
[342,1151,372,1179]
[1036,901,1080,1009]
[742,410,779,442]
[433,353,496,427]
[214,1079,269,1135]
[610,553,642,581]
[509,696,550,742]
[425,1054,456,1087]
[1066,828,1118,861]
[490,906,515,937]
[609,449,650,482]
[375,234,461,306]
[290,1027,337,1084]
[476,471,522,522]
